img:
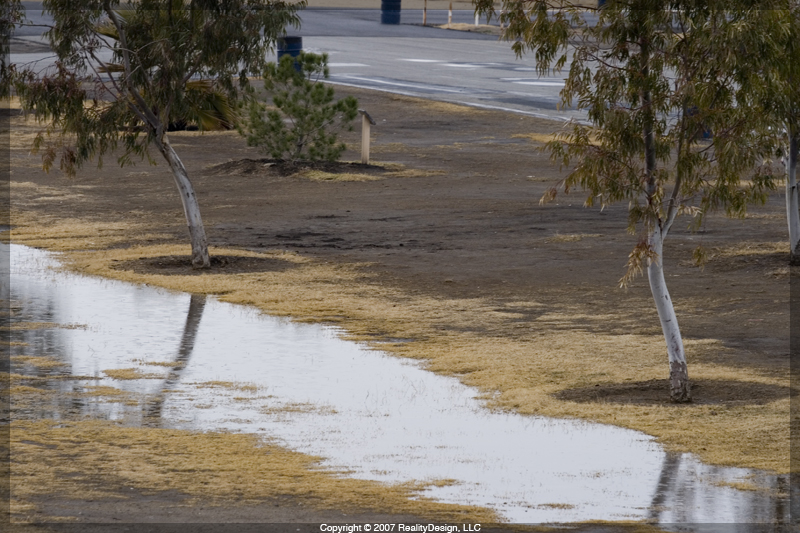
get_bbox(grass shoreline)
[6,227,790,475]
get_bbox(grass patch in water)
[8,322,86,331]
[133,359,185,368]
[712,480,763,492]
[103,368,163,380]
[261,401,338,416]
[83,385,129,398]
[11,356,67,369]
[536,503,575,510]
[195,380,259,392]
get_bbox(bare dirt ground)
[5,82,790,526]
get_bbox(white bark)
[787,132,800,259]
[156,136,210,268]
[647,224,691,402]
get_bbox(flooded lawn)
[6,243,790,524]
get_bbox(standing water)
[5,244,789,524]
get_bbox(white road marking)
[397,59,445,62]
[502,77,564,83]
[325,78,581,122]
[328,63,369,67]
[513,81,565,86]
[335,75,465,93]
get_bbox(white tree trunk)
[157,137,210,268]
[787,132,800,259]
[647,224,691,402]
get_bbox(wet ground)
[5,77,792,526]
[6,244,792,525]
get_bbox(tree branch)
[104,1,162,136]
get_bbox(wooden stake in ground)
[448,2,452,25]
[423,0,427,25]
[358,109,376,165]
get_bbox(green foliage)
[93,12,237,132]
[474,0,785,283]
[1,0,24,100]
[9,0,304,175]
[243,52,358,162]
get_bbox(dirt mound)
[555,379,790,407]
[206,158,384,177]
[111,254,294,276]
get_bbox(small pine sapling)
[244,52,358,161]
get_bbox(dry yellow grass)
[512,132,559,144]
[385,168,446,179]
[710,241,788,258]
[513,131,601,146]
[546,233,602,243]
[103,368,163,380]
[8,218,789,474]
[83,385,132,398]
[8,322,86,331]
[133,359,184,368]
[195,380,259,392]
[6,210,791,519]
[388,94,485,115]
[10,356,67,370]
[261,401,338,416]
[437,23,502,36]
[295,170,381,182]
[4,209,170,251]
[712,480,764,492]
[10,419,498,523]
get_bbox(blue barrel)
[277,36,303,61]
[381,0,401,24]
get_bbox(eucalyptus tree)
[776,3,800,259]
[473,0,779,402]
[7,0,304,268]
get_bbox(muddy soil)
[11,85,785,368]
[6,82,790,525]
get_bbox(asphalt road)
[11,4,584,121]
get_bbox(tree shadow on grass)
[555,379,790,406]
[111,254,295,276]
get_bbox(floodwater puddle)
[4,244,790,524]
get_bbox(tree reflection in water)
[144,294,207,426]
